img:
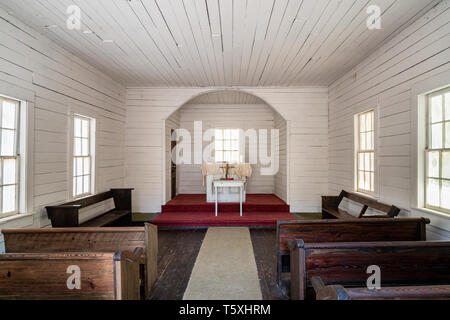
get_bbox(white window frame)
[215,128,240,163]
[354,110,376,196]
[424,87,450,214]
[71,114,96,199]
[0,95,28,219]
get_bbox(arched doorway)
[163,89,288,206]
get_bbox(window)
[73,115,95,198]
[0,97,20,217]
[425,87,450,213]
[215,129,240,163]
[356,110,375,194]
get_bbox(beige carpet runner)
[183,227,263,300]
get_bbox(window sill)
[353,190,380,201]
[0,213,33,228]
[413,207,450,219]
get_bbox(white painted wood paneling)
[0,0,439,86]
[0,8,126,229]
[328,0,450,236]
[126,87,328,213]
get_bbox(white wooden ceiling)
[0,0,440,87]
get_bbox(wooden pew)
[0,249,142,299]
[288,240,450,300]
[46,188,134,227]
[1,223,157,299]
[322,190,401,219]
[311,277,450,300]
[276,218,429,284]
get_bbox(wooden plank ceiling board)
[0,0,440,87]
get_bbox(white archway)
[162,89,289,206]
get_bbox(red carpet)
[153,194,296,227]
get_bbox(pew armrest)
[144,223,158,299]
[311,277,350,300]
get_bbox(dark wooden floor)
[148,228,288,300]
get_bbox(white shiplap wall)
[126,87,328,213]
[176,103,278,195]
[165,110,180,203]
[328,0,450,239]
[0,7,126,251]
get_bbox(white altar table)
[213,180,245,216]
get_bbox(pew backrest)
[46,188,134,227]
[0,249,142,300]
[311,276,450,300]
[289,240,450,300]
[1,223,158,298]
[276,218,430,283]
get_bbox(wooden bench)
[311,277,450,300]
[0,249,142,299]
[276,218,429,284]
[288,240,450,300]
[322,190,401,219]
[1,223,157,299]
[46,188,134,228]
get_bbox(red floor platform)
[153,194,296,227]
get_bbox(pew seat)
[311,277,450,300]
[288,240,450,300]
[0,249,142,300]
[1,223,157,299]
[276,218,429,284]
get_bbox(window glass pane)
[1,129,15,156]
[215,140,223,150]
[442,152,450,180]
[83,176,90,194]
[82,139,89,156]
[360,114,366,132]
[366,132,373,150]
[76,176,83,195]
[215,129,223,140]
[76,158,83,176]
[428,151,440,178]
[370,172,374,191]
[445,93,450,121]
[215,151,223,162]
[359,153,365,171]
[364,172,370,190]
[360,133,366,150]
[431,123,443,149]
[2,101,16,129]
[224,141,231,150]
[3,159,16,185]
[426,178,440,207]
[358,171,364,190]
[224,129,231,140]
[73,177,77,196]
[370,153,374,171]
[74,138,81,156]
[366,112,372,131]
[84,158,90,175]
[231,151,239,163]
[442,181,450,210]
[445,122,450,149]
[81,119,89,138]
[74,118,82,137]
[223,151,231,162]
[365,153,371,172]
[231,140,239,150]
[2,185,15,213]
[431,95,443,123]
[231,130,239,139]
